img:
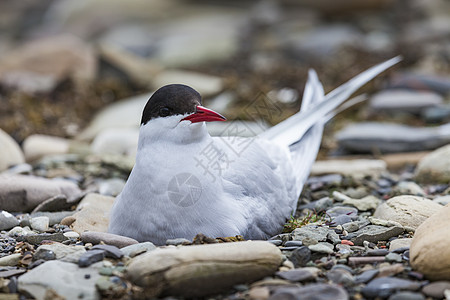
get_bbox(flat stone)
[362,277,420,298]
[369,90,443,114]
[269,283,348,300]
[22,134,70,162]
[63,231,80,239]
[308,242,334,254]
[284,241,303,247]
[78,250,105,268]
[336,122,450,153]
[388,291,425,300]
[415,144,450,183]
[394,181,426,197]
[91,244,123,259]
[291,225,329,242]
[326,206,358,219]
[355,269,379,284]
[276,267,320,282]
[0,210,19,231]
[166,238,191,246]
[385,252,403,263]
[342,222,359,233]
[367,249,389,256]
[0,128,24,172]
[342,195,381,211]
[81,231,138,248]
[410,203,450,280]
[31,195,73,214]
[23,233,68,245]
[374,195,442,230]
[71,193,115,234]
[120,242,156,258]
[127,241,282,298]
[30,216,49,232]
[288,246,311,268]
[326,268,354,287]
[18,260,102,300]
[0,253,21,266]
[311,159,386,178]
[350,225,404,246]
[34,243,86,263]
[0,175,82,213]
[0,268,26,278]
[421,281,450,299]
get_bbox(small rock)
[71,193,115,234]
[284,241,303,248]
[126,241,282,298]
[22,134,70,162]
[91,244,123,259]
[78,250,106,268]
[166,238,191,246]
[34,243,86,263]
[385,252,403,263]
[291,225,329,242]
[120,242,156,258]
[30,216,49,232]
[415,144,450,183]
[61,216,77,226]
[0,128,24,172]
[326,206,358,219]
[394,181,426,196]
[389,238,412,251]
[378,264,405,277]
[63,231,80,239]
[308,242,334,254]
[342,222,359,233]
[374,195,442,230]
[25,211,74,227]
[388,291,425,300]
[342,195,381,211]
[18,260,102,300]
[311,159,386,178]
[362,277,421,298]
[248,286,270,300]
[0,210,19,231]
[421,281,450,299]
[367,248,389,256]
[433,195,450,206]
[276,267,320,282]
[369,90,443,114]
[0,175,82,213]
[355,269,379,284]
[410,203,450,280]
[0,253,21,266]
[269,283,348,300]
[8,226,32,237]
[326,268,354,287]
[81,231,138,248]
[33,249,57,261]
[24,233,68,245]
[350,225,404,246]
[288,246,311,268]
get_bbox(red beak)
[181,105,226,123]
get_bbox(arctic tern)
[108,57,401,245]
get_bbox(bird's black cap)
[141,84,202,125]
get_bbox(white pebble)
[30,216,49,232]
[63,231,80,239]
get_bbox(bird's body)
[108,57,401,245]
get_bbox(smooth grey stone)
[292,225,329,242]
[284,241,303,247]
[327,231,341,245]
[355,269,379,284]
[331,214,354,226]
[349,225,404,246]
[33,249,56,261]
[120,242,156,257]
[276,267,320,282]
[367,248,389,256]
[326,268,354,287]
[369,90,443,114]
[267,239,283,246]
[288,246,311,268]
[81,231,138,248]
[166,238,191,246]
[385,252,403,263]
[362,277,421,298]
[392,246,409,254]
[326,206,358,218]
[336,122,450,154]
[91,244,123,259]
[280,247,300,251]
[388,291,425,300]
[342,222,359,233]
[21,211,74,227]
[0,210,19,231]
[23,233,68,245]
[78,249,105,268]
[269,283,348,300]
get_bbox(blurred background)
[0,0,449,158]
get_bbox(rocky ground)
[0,0,450,299]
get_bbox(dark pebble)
[280,247,300,251]
[78,249,105,268]
[362,277,421,298]
[270,283,348,300]
[402,250,410,261]
[91,244,124,259]
[326,268,354,287]
[408,271,424,281]
[355,269,379,284]
[33,249,56,261]
[288,246,311,268]
[84,274,91,279]
[267,239,282,246]
[22,233,67,245]
[367,248,389,256]
[284,241,303,247]
[276,268,318,282]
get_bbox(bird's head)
[141,84,226,127]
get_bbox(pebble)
[288,246,311,268]
[22,134,70,162]
[342,195,381,211]
[388,291,425,300]
[81,231,138,248]
[0,128,25,172]
[276,267,320,282]
[91,244,123,259]
[120,242,156,257]
[71,193,115,234]
[326,206,358,219]
[342,222,359,233]
[166,238,192,246]
[369,90,443,114]
[291,225,329,242]
[33,249,57,261]
[0,253,22,266]
[355,269,379,284]
[308,242,334,254]
[63,231,80,239]
[248,286,270,300]
[0,174,82,213]
[394,181,426,196]
[30,216,49,232]
[421,281,450,299]
[385,252,403,263]
[126,241,282,298]
[362,277,421,298]
[415,143,450,183]
[24,232,68,245]
[284,241,303,247]
[326,268,354,287]
[374,195,442,230]
[269,283,348,300]
[78,249,106,268]
[18,260,102,300]
[349,225,404,246]
[389,238,413,251]
[0,210,19,231]
[367,248,389,256]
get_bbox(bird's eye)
[159,107,170,117]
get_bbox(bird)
[108,57,401,245]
